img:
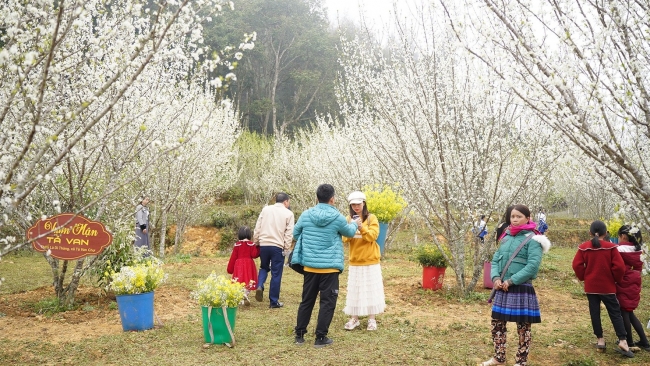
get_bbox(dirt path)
[0,285,196,343]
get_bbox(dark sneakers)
[269,302,284,308]
[255,288,263,302]
[294,336,305,346]
[314,336,333,348]
[633,341,650,352]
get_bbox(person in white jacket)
[253,192,294,308]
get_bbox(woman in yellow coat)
[342,191,386,331]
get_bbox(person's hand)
[493,279,502,289]
[501,279,512,292]
[143,229,147,234]
[282,249,290,257]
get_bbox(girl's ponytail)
[591,234,601,248]
[589,220,607,249]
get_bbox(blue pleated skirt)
[491,283,541,323]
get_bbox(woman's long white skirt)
[343,263,386,316]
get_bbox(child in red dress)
[615,225,649,352]
[227,226,260,305]
[572,220,633,358]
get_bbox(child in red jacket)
[572,220,633,358]
[615,225,650,352]
[227,226,260,305]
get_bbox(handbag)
[287,237,305,275]
[287,250,305,274]
[487,233,535,303]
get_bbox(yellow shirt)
[304,266,339,274]
[342,214,381,266]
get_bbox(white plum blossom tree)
[332,6,561,294]
[442,0,650,231]
[0,0,248,303]
[146,96,239,257]
[269,120,381,208]
[44,77,239,306]
[0,0,248,252]
[238,4,560,294]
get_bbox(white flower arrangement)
[108,257,166,295]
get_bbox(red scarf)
[500,221,539,239]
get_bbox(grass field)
[1,243,649,365]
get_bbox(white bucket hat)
[347,191,366,204]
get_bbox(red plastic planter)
[422,266,446,290]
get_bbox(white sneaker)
[344,318,360,330]
[367,319,377,331]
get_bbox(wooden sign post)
[27,213,113,260]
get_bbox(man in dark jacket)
[291,184,359,348]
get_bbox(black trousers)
[622,310,650,346]
[295,272,339,339]
[587,293,627,340]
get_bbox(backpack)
[478,228,488,238]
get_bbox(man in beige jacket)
[253,192,294,308]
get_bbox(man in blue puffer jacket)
[292,184,360,348]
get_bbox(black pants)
[622,310,650,346]
[295,272,339,339]
[587,293,627,340]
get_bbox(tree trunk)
[46,255,87,308]
[271,53,280,134]
[159,209,168,257]
[61,259,85,308]
[263,110,269,135]
[174,215,187,254]
[45,255,61,294]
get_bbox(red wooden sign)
[27,213,113,260]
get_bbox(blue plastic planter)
[116,292,154,331]
[377,222,389,255]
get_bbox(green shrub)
[209,206,261,234]
[219,185,244,203]
[211,210,235,228]
[412,244,448,267]
[90,231,139,290]
[240,207,258,220]
[30,297,68,314]
[219,231,236,251]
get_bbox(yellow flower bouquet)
[108,258,166,295]
[192,272,246,308]
[364,184,407,223]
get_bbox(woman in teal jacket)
[479,204,551,366]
